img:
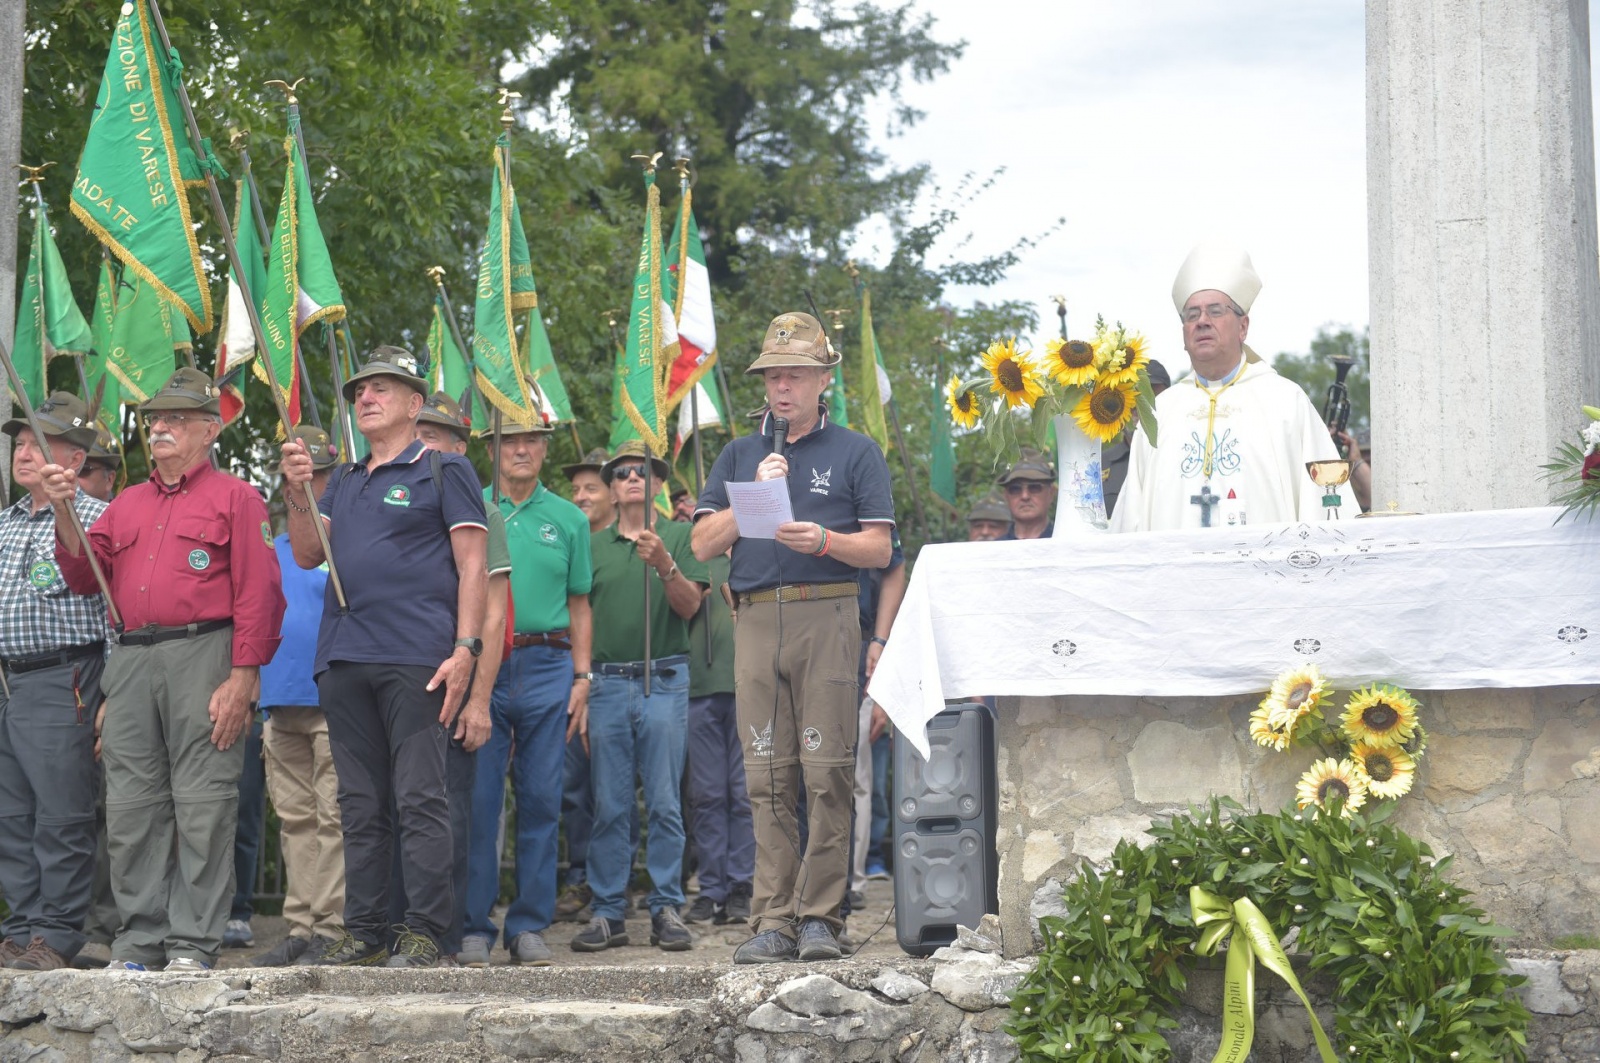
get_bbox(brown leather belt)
[738,581,858,606]
[512,630,571,651]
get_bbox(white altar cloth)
[867,508,1600,758]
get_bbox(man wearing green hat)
[571,441,709,954]
[965,491,1010,542]
[281,347,487,969]
[0,393,108,970]
[43,367,286,972]
[692,312,895,964]
[77,424,122,504]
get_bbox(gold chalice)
[1306,460,1351,519]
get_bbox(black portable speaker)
[892,702,998,956]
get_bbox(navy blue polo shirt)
[695,407,895,594]
[314,439,488,674]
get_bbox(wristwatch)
[454,637,483,657]
[573,671,597,682]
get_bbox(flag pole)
[672,157,712,660]
[141,2,346,608]
[427,264,500,496]
[19,165,93,399]
[0,332,122,629]
[630,150,666,697]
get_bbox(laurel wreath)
[1006,798,1531,1062]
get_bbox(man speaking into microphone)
[692,311,894,964]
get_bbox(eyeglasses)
[1181,302,1242,325]
[1005,481,1050,496]
[140,412,205,430]
[611,465,649,482]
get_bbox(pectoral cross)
[1190,483,1220,527]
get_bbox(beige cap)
[997,446,1056,485]
[745,312,841,375]
[1171,243,1262,314]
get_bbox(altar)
[868,509,1600,957]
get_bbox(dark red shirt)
[57,461,286,666]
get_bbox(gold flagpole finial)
[602,308,623,330]
[1050,294,1067,312]
[843,260,860,281]
[673,157,692,180]
[264,78,308,105]
[16,162,55,185]
[227,127,248,150]
[497,88,521,131]
[825,308,850,334]
[426,265,447,287]
[631,152,664,174]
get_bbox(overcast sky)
[854,0,1600,375]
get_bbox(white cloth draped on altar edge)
[867,508,1600,759]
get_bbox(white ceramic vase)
[1051,412,1109,534]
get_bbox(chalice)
[1306,460,1351,520]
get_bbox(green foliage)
[1007,798,1530,1063]
[1552,933,1600,950]
[1272,326,1370,438]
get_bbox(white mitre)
[1171,243,1262,314]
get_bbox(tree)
[1273,326,1370,435]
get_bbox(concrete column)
[1368,0,1600,513]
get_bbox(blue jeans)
[230,716,265,922]
[464,645,571,943]
[869,732,891,864]
[587,659,688,920]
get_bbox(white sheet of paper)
[727,478,794,539]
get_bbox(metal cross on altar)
[1191,483,1221,527]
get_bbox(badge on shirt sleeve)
[384,486,411,507]
[28,560,57,588]
[188,549,211,571]
[261,521,272,547]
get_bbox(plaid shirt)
[0,490,110,658]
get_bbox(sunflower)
[1349,741,1417,800]
[1340,684,1420,748]
[1071,378,1139,443]
[981,338,1046,409]
[1248,703,1291,752]
[1260,664,1329,733]
[1104,332,1150,386]
[946,375,981,429]
[1295,757,1369,817]
[1401,723,1428,761]
[1041,337,1099,389]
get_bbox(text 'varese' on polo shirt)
[490,481,592,635]
[694,407,896,595]
[314,439,488,674]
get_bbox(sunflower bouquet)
[1248,664,1427,817]
[1540,403,1600,521]
[945,317,1159,461]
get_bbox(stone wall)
[992,684,1600,959]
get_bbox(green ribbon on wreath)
[1190,886,1338,1063]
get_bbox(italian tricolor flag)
[665,186,724,457]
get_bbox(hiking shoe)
[72,941,112,970]
[651,908,693,952]
[385,927,439,968]
[457,934,492,968]
[315,932,388,967]
[725,882,752,925]
[796,917,842,962]
[509,931,553,966]
[12,938,69,971]
[0,938,25,967]
[104,960,147,971]
[293,934,340,966]
[249,935,310,968]
[682,894,720,925]
[846,889,867,911]
[570,916,628,952]
[163,957,212,972]
[733,928,797,964]
[554,882,593,922]
[223,919,254,948]
[865,861,890,881]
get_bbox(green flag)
[70,0,212,333]
[258,114,346,426]
[857,283,891,452]
[611,169,676,456]
[472,133,538,425]
[523,313,573,424]
[427,293,471,399]
[13,196,94,405]
[106,273,188,403]
[827,362,849,428]
[930,348,957,506]
[87,257,123,417]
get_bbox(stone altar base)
[992,684,1600,958]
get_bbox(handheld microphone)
[772,416,789,460]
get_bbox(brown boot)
[0,938,25,967]
[554,882,593,922]
[11,938,69,971]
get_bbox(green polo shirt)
[589,519,709,664]
[688,553,735,697]
[490,482,592,634]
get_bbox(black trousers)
[319,662,452,947]
[389,736,474,954]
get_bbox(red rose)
[1583,451,1600,481]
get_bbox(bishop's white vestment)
[1111,361,1339,532]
